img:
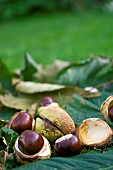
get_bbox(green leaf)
[0,137,7,151]
[77,66,113,89]
[0,119,8,128]
[15,54,70,83]
[65,94,101,125]
[13,148,113,170]
[57,57,111,87]
[0,127,18,153]
[33,59,70,83]
[0,106,16,120]
[16,53,39,81]
[66,89,113,126]
[0,58,12,91]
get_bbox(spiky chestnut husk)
[77,118,112,148]
[35,117,64,143]
[100,95,113,122]
[37,103,75,134]
[14,133,51,164]
[36,103,76,142]
[7,111,35,134]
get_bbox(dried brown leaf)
[34,59,70,82]
[0,94,36,111]
[15,81,65,94]
[27,103,38,116]
[0,150,8,164]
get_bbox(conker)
[18,130,44,155]
[100,96,113,122]
[8,111,34,134]
[108,106,113,122]
[39,96,55,106]
[54,134,82,157]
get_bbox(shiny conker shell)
[8,111,34,134]
[14,134,51,164]
[77,118,112,148]
[55,134,82,156]
[39,96,55,106]
[18,130,44,155]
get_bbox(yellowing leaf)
[15,81,65,94]
[0,81,101,112]
[0,94,36,111]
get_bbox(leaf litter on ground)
[0,54,113,169]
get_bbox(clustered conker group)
[7,95,113,164]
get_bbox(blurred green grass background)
[0,10,113,71]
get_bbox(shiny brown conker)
[55,134,82,157]
[9,112,34,134]
[18,130,44,155]
[39,96,55,107]
[108,106,113,122]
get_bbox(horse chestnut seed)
[39,96,55,106]
[18,130,44,155]
[55,134,82,156]
[9,111,34,134]
[108,106,113,121]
